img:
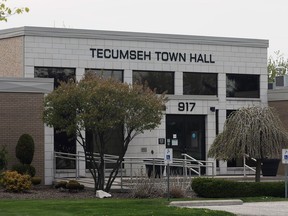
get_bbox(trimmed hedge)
[16,134,35,165]
[12,164,36,177]
[191,177,285,198]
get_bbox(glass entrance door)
[166,115,206,160]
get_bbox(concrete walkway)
[170,200,288,216]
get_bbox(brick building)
[0,26,269,184]
[0,78,53,182]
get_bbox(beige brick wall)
[0,37,24,77]
[0,93,44,182]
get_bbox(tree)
[268,50,288,82]
[43,73,167,192]
[0,0,29,22]
[208,106,288,182]
[16,134,35,165]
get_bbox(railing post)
[183,155,187,178]
[76,152,79,180]
[53,151,56,181]
[120,161,123,191]
[160,159,163,178]
[152,158,155,178]
[243,155,246,177]
[130,159,133,181]
[103,154,106,186]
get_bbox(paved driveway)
[190,201,288,216]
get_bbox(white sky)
[1,0,288,59]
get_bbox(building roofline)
[0,26,269,48]
[0,77,54,93]
[268,88,288,101]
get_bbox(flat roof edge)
[268,89,288,101]
[0,26,269,48]
[0,77,54,93]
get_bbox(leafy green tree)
[0,0,29,22]
[268,50,288,82]
[208,106,288,182]
[43,73,167,192]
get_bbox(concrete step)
[170,199,243,207]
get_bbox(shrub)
[12,164,36,177]
[130,177,165,198]
[168,177,190,198]
[55,181,68,189]
[66,180,85,191]
[31,176,41,185]
[191,177,285,198]
[16,134,35,165]
[0,145,8,171]
[1,170,31,192]
[55,180,84,192]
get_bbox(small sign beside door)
[164,148,173,164]
[282,149,288,164]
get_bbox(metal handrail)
[243,154,256,177]
[53,151,216,188]
[181,153,215,176]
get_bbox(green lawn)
[0,198,234,216]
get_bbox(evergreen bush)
[12,164,36,177]
[0,145,8,171]
[55,180,84,192]
[16,134,35,165]
[191,177,284,198]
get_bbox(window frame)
[183,72,218,96]
[226,74,260,98]
[133,70,175,94]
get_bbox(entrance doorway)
[166,115,206,160]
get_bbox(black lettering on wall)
[90,48,215,63]
[144,51,151,60]
[90,48,96,58]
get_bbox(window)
[133,70,174,94]
[35,67,76,169]
[226,74,260,98]
[34,67,76,88]
[183,72,217,95]
[85,126,123,169]
[85,68,123,82]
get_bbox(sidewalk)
[170,200,288,216]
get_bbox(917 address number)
[178,102,196,112]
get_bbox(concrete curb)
[170,199,243,207]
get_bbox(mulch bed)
[0,185,132,200]
[0,185,197,200]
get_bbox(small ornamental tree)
[14,134,36,177]
[208,106,288,182]
[16,134,35,165]
[43,73,167,192]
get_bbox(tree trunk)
[255,159,262,182]
[98,156,105,190]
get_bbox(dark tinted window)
[35,67,76,169]
[85,68,123,82]
[133,70,174,94]
[34,67,75,88]
[183,72,217,95]
[226,74,260,98]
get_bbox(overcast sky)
[1,0,288,59]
